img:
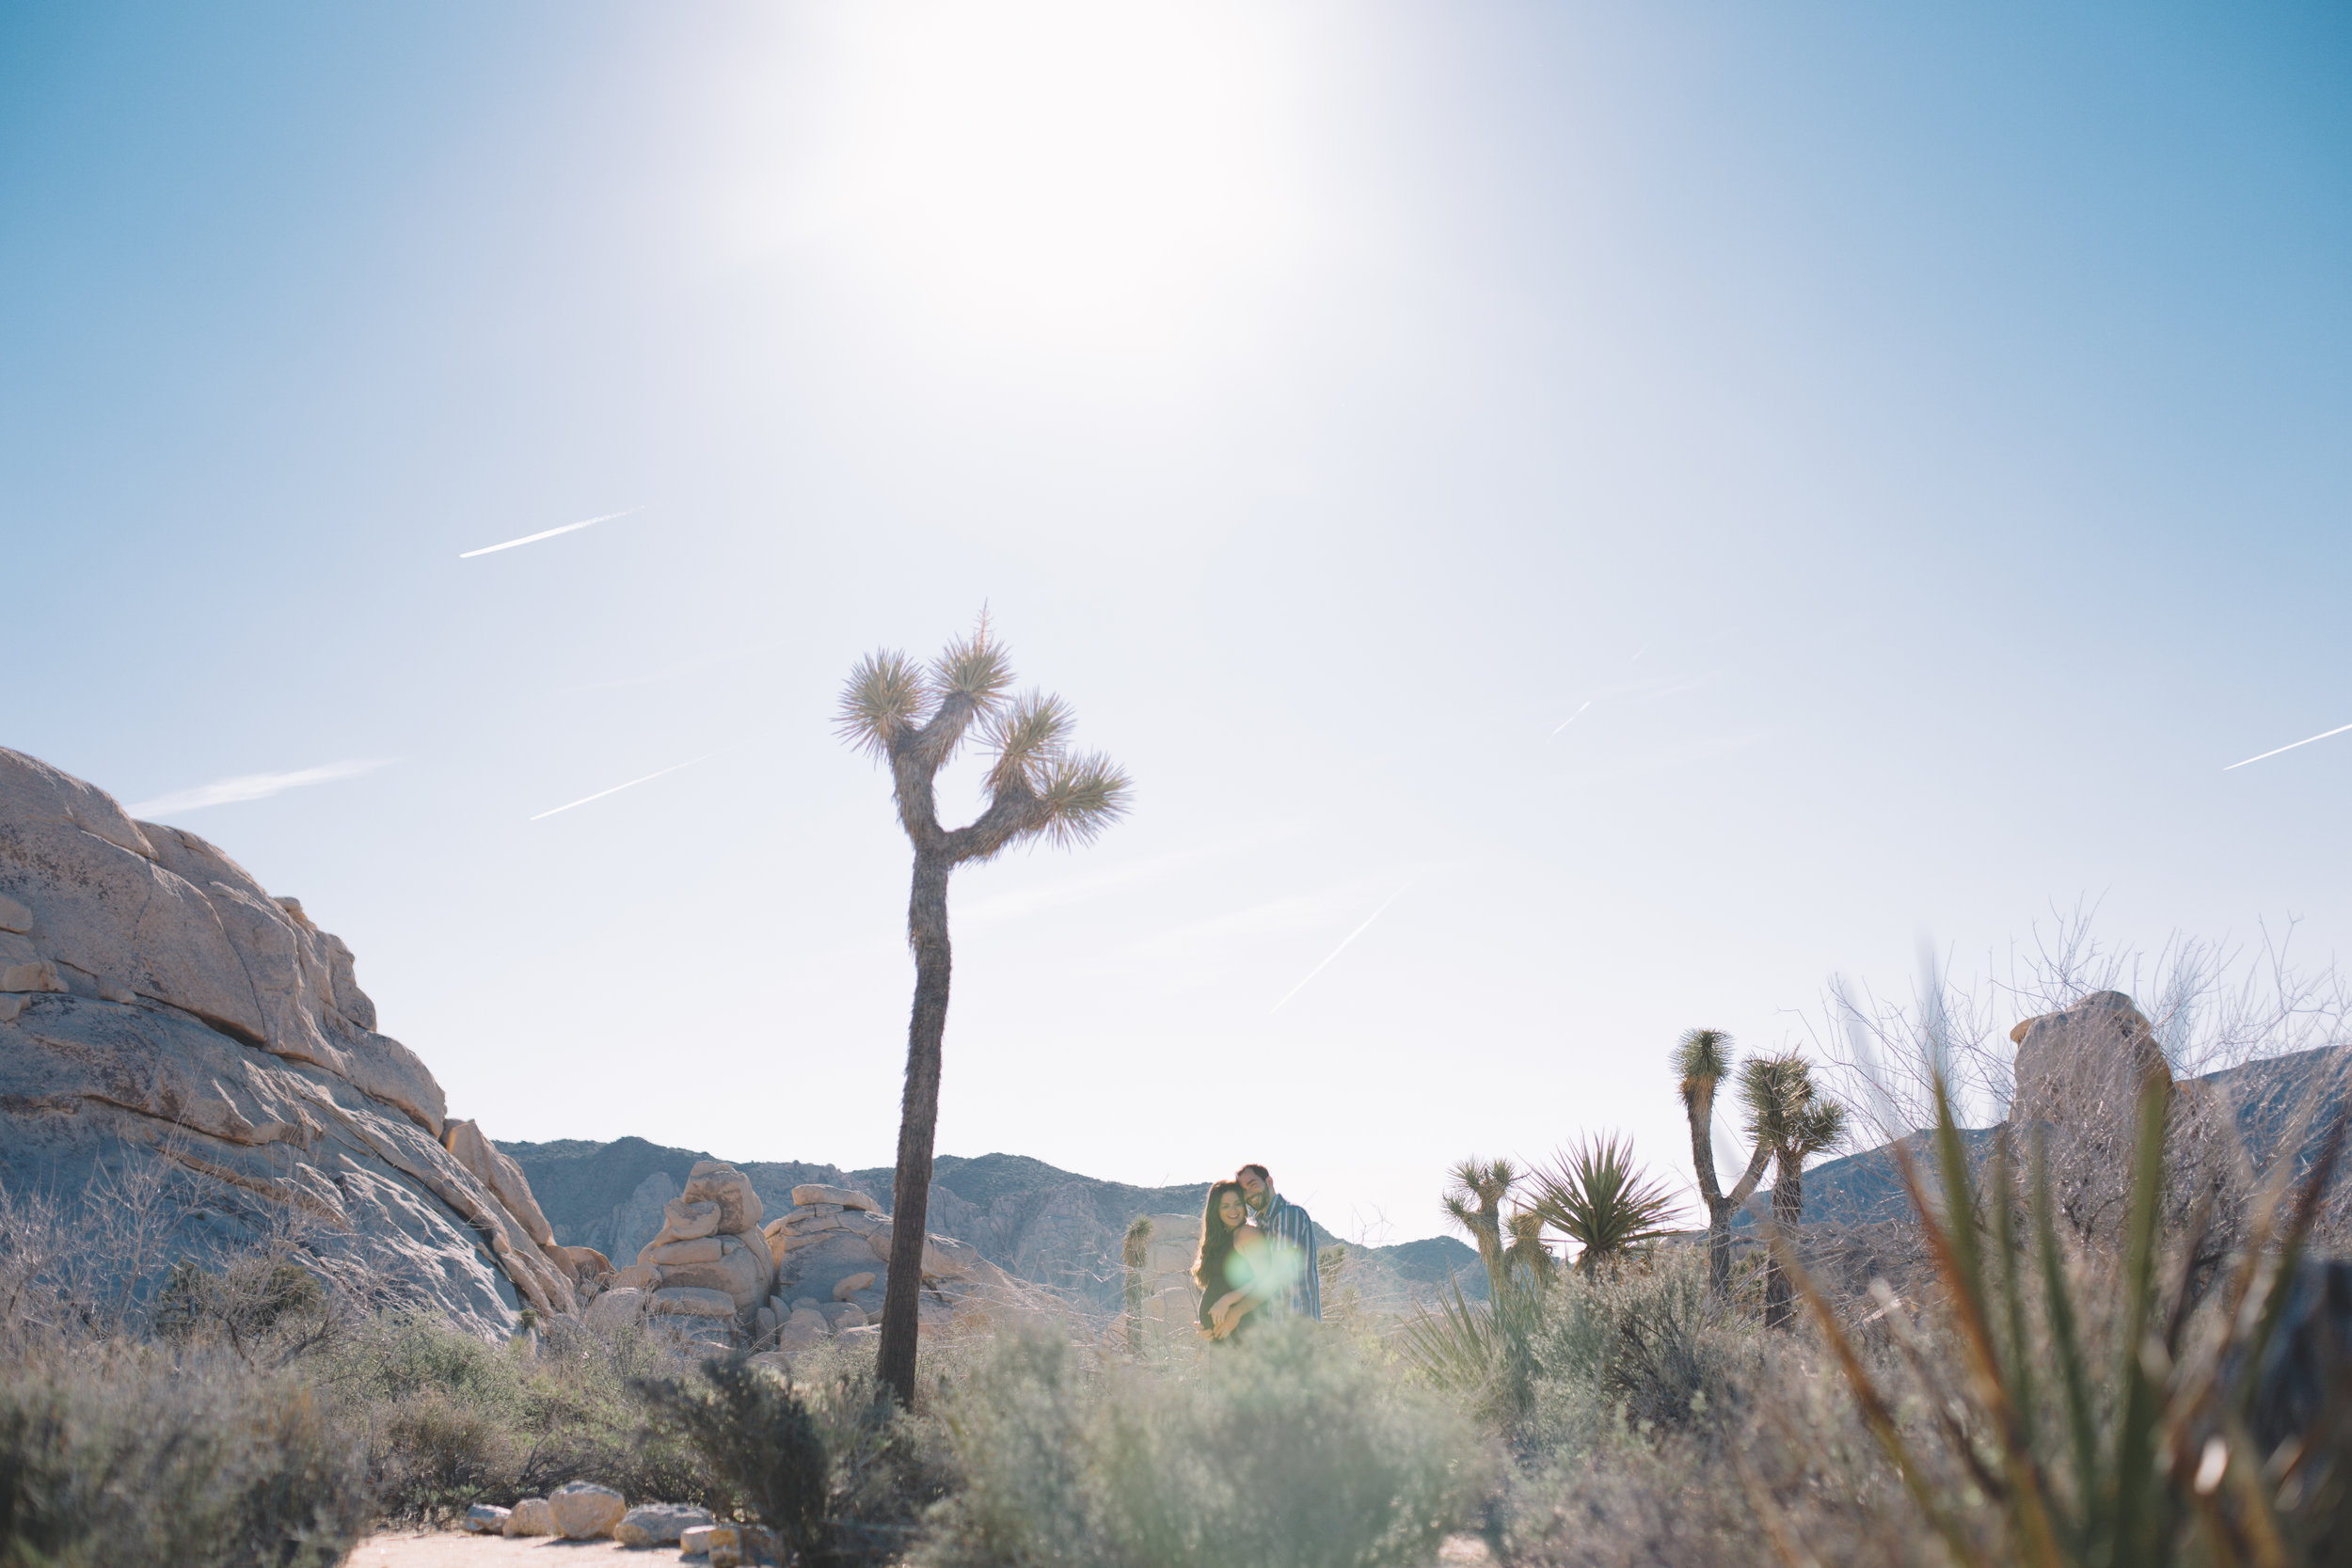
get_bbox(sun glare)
[787,2,1311,359]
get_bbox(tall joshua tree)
[1440,1157,1518,1298]
[1673,1027,1774,1297]
[837,616,1131,1407]
[1738,1051,1849,1328]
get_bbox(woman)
[1192,1180,1269,1341]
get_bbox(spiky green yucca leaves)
[1399,1274,1548,1423]
[1529,1136,1682,1278]
[1769,1067,2351,1568]
[1442,1158,1518,1297]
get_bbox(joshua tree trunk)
[878,850,954,1405]
[1763,1148,1802,1328]
[1682,1078,1772,1297]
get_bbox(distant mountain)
[502,1139,1486,1312]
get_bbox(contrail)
[127,758,390,818]
[1271,884,1409,1013]
[1549,701,1592,736]
[460,509,638,560]
[530,753,715,820]
[2224,721,2352,771]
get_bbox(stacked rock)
[608,1161,775,1343]
[753,1183,999,1355]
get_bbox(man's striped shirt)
[1258,1191,1322,1322]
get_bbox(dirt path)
[353,1530,1496,1568]
[350,1533,696,1568]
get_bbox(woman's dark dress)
[1197,1245,1259,1342]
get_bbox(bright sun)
[785,1,1311,360]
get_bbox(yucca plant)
[1528,1135,1682,1279]
[1767,1064,2351,1568]
[1399,1272,1549,1423]
[837,614,1132,1406]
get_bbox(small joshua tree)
[1673,1027,1774,1297]
[1501,1208,1555,1295]
[1441,1157,1518,1298]
[1122,1215,1153,1355]
[1739,1050,1848,1327]
[837,615,1131,1407]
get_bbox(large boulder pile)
[754,1183,1015,1356]
[0,747,585,1337]
[595,1161,778,1341]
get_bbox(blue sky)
[4,2,2347,1240]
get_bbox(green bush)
[0,1350,367,1568]
[918,1320,1486,1568]
[638,1355,829,1557]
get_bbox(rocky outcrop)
[0,747,571,1337]
[2010,990,2172,1130]
[749,1183,1015,1356]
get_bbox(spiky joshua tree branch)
[837,614,1131,1407]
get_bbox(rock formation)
[0,747,586,1337]
[754,1182,1013,1356]
[2009,989,2173,1130]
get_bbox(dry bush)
[913,1318,1486,1568]
[0,1341,369,1568]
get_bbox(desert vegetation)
[9,929,2352,1567]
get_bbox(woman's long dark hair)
[1192,1180,1247,1292]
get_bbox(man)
[1235,1163,1321,1323]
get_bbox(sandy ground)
[353,1529,1497,1568]
[350,1533,699,1568]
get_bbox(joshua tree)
[1739,1051,1849,1327]
[1527,1134,1681,1278]
[1673,1027,1775,1297]
[836,616,1131,1406]
[1501,1208,1555,1295]
[1122,1215,1153,1355]
[1440,1157,1518,1297]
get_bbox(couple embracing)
[1192,1163,1322,1342]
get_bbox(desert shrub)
[638,1355,829,1556]
[153,1257,328,1348]
[1523,1247,1754,1448]
[916,1319,1486,1568]
[0,1348,368,1568]
[326,1307,711,1519]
